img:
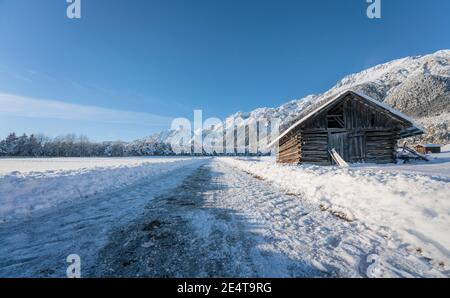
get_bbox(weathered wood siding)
[300,131,329,165]
[277,93,407,165]
[277,132,301,164]
[343,99,395,129]
[365,130,399,163]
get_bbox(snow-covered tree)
[4,133,19,156]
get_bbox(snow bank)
[0,157,203,222]
[220,157,450,264]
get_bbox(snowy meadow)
[0,157,202,222]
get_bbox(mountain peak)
[146,49,450,148]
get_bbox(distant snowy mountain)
[331,49,450,118]
[148,49,450,152]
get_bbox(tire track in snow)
[92,159,399,277]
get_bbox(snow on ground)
[355,144,450,178]
[0,158,209,277]
[0,156,192,175]
[0,157,202,222]
[90,160,447,277]
[220,155,450,274]
[0,157,448,277]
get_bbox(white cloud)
[0,93,172,127]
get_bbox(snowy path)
[0,158,447,277]
[91,160,447,277]
[0,159,207,277]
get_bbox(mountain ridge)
[147,49,450,150]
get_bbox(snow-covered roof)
[417,144,442,148]
[268,90,425,148]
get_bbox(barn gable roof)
[268,90,424,148]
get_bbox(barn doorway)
[329,132,348,164]
[329,132,367,164]
[348,133,366,163]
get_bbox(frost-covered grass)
[220,153,450,269]
[0,157,203,222]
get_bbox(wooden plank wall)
[344,98,394,129]
[300,131,329,165]
[347,133,366,163]
[277,133,301,164]
[365,130,399,163]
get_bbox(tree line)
[0,133,173,157]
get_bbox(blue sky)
[0,0,449,141]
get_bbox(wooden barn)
[268,90,424,166]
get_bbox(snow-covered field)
[0,153,449,277]
[0,156,192,175]
[356,145,450,178]
[220,149,450,275]
[0,157,201,222]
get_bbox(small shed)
[268,90,424,165]
[415,144,442,154]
